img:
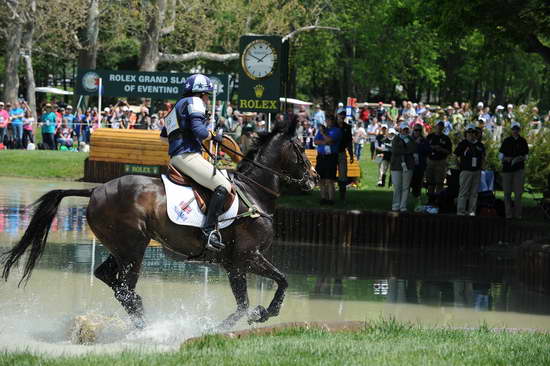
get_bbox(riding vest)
[163,96,210,156]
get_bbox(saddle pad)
[161,174,239,228]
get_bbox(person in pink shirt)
[0,101,9,147]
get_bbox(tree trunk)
[3,21,23,104]
[138,0,167,72]
[21,0,37,122]
[78,0,100,70]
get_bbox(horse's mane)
[236,118,297,173]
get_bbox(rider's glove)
[211,130,223,143]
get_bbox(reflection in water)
[1,177,550,355]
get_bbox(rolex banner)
[76,69,230,101]
[238,35,283,113]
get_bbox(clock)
[241,39,278,80]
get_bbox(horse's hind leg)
[94,248,147,329]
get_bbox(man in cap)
[426,120,452,197]
[375,125,393,187]
[493,105,505,142]
[454,124,485,216]
[63,105,75,130]
[312,104,326,128]
[499,122,529,219]
[390,122,417,212]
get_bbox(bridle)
[204,136,313,197]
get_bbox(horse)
[1,120,318,330]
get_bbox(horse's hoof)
[247,305,269,324]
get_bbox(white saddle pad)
[161,173,239,228]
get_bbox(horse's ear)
[285,115,299,137]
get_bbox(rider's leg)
[170,153,232,250]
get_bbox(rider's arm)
[185,97,209,140]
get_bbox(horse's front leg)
[246,253,288,324]
[217,269,249,330]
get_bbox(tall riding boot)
[381,174,386,187]
[202,185,229,251]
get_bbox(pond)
[1,177,549,356]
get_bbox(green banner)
[124,164,159,175]
[76,69,230,100]
[238,35,283,113]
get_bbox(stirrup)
[204,228,225,252]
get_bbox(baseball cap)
[399,122,409,130]
[511,121,521,129]
[104,107,111,113]
[45,103,52,108]
[338,102,344,107]
[66,105,73,109]
[122,106,129,112]
[151,114,158,119]
[477,102,484,108]
[507,104,513,109]
[381,124,388,129]
[466,124,476,131]
[496,105,504,110]
[378,101,383,105]
[388,128,397,134]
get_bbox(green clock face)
[241,39,278,80]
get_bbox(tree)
[424,0,550,64]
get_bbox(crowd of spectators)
[0,95,545,219]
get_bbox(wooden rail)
[85,128,361,182]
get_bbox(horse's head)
[272,117,319,191]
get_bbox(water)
[1,177,550,356]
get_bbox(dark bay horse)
[2,120,318,330]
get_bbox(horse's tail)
[2,188,94,286]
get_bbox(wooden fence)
[273,207,548,249]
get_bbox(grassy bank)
[2,320,550,365]
[0,150,87,180]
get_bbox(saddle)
[166,164,236,214]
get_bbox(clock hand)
[247,54,262,62]
[257,51,273,62]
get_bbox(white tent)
[279,97,313,106]
[35,87,74,95]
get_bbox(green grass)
[2,319,550,365]
[0,150,87,180]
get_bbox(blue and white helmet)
[183,74,214,95]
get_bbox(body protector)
[163,96,209,156]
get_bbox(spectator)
[312,104,326,128]
[375,126,393,187]
[359,104,370,123]
[56,123,73,149]
[63,105,75,130]
[231,116,243,142]
[314,115,342,205]
[505,104,515,124]
[401,101,417,124]
[304,120,316,149]
[22,109,34,149]
[40,103,57,150]
[390,122,417,212]
[499,122,529,219]
[426,121,452,196]
[367,118,379,160]
[352,121,367,161]
[530,107,542,135]
[215,117,230,135]
[492,105,505,142]
[0,102,9,147]
[376,102,386,120]
[149,114,163,130]
[410,123,430,205]
[336,110,354,201]
[387,100,399,127]
[454,124,485,216]
[9,101,25,149]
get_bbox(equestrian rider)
[160,74,232,251]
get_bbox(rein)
[217,136,310,186]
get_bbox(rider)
[160,74,232,251]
